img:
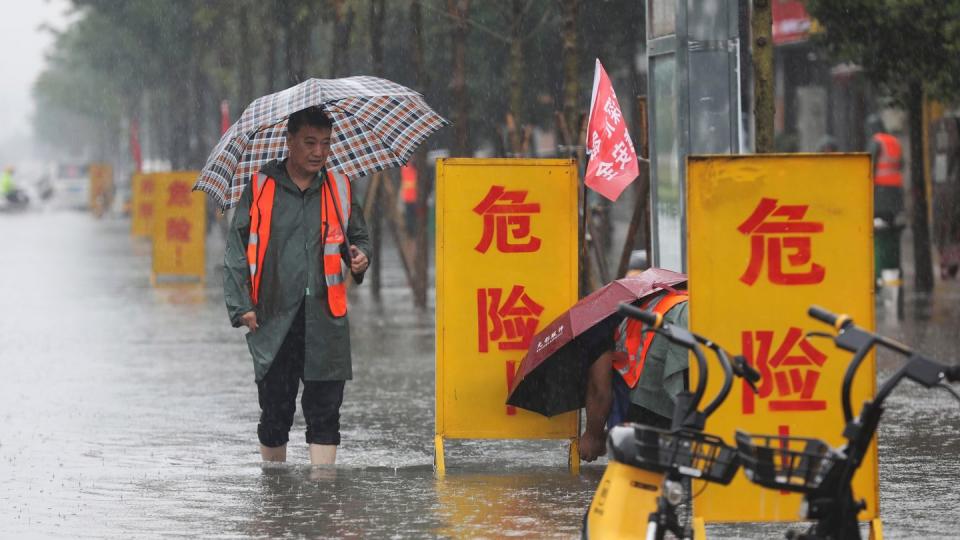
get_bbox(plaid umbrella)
[194,76,449,210]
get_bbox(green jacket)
[627,295,689,421]
[0,171,13,196]
[223,159,371,382]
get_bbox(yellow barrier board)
[131,172,160,237]
[151,171,205,282]
[687,154,877,522]
[88,163,112,217]
[435,159,579,469]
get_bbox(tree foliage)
[806,0,960,100]
[34,0,646,167]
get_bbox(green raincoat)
[627,295,690,420]
[223,159,371,382]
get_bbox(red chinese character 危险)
[166,217,192,243]
[741,327,827,414]
[738,197,825,286]
[139,202,153,218]
[473,185,542,254]
[168,181,192,207]
[477,285,544,352]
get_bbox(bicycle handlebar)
[617,303,660,328]
[807,305,959,422]
[807,306,851,330]
[948,365,960,383]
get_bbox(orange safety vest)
[400,164,418,203]
[246,170,352,317]
[612,291,689,388]
[872,133,903,187]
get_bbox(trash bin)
[873,217,902,282]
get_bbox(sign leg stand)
[692,517,706,540]
[868,518,883,540]
[434,434,445,477]
[568,437,580,474]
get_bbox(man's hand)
[240,311,258,333]
[349,245,369,274]
[579,431,607,462]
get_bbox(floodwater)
[0,210,958,538]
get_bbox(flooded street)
[1,210,958,538]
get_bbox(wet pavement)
[1,210,958,538]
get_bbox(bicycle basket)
[608,423,740,485]
[735,430,843,493]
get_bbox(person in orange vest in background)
[867,115,906,284]
[868,115,904,223]
[223,106,371,466]
[579,270,690,462]
[400,162,418,233]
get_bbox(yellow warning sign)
[435,159,579,471]
[131,172,160,237]
[686,154,877,522]
[151,171,205,282]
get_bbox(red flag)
[129,117,143,173]
[584,59,639,201]
[220,100,231,135]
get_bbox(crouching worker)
[578,287,689,462]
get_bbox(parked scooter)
[736,306,960,539]
[582,303,760,539]
[0,189,30,212]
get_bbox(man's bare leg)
[309,444,337,465]
[580,351,614,462]
[261,444,287,462]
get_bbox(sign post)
[435,158,579,475]
[686,154,878,522]
[151,171,205,284]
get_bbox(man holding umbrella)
[223,106,371,465]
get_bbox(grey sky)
[0,0,71,137]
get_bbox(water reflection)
[0,211,958,537]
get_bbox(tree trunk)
[559,0,579,155]
[411,0,430,308]
[284,1,310,85]
[447,0,470,156]
[329,0,354,78]
[265,2,282,92]
[907,81,935,292]
[368,0,386,301]
[369,0,385,74]
[189,42,209,168]
[752,0,774,153]
[237,8,255,107]
[507,0,525,156]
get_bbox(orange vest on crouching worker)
[612,290,689,388]
[246,170,352,317]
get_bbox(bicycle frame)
[741,306,960,540]
[583,303,759,540]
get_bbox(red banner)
[129,117,143,173]
[584,59,639,201]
